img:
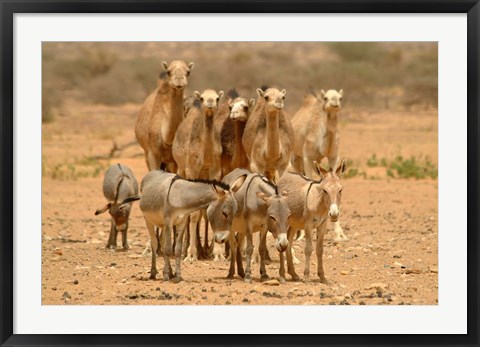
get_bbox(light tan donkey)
[242,87,294,182]
[135,60,194,172]
[290,89,348,241]
[218,89,255,177]
[277,160,346,283]
[172,89,224,262]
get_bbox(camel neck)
[163,88,184,145]
[233,121,247,168]
[266,110,280,160]
[325,111,338,132]
[201,113,215,166]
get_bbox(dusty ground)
[41,102,438,305]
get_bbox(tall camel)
[290,89,348,241]
[135,60,194,172]
[172,89,224,262]
[242,87,294,182]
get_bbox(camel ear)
[162,61,169,70]
[95,203,111,215]
[248,98,256,108]
[313,161,328,178]
[256,88,265,97]
[281,89,287,97]
[256,191,269,203]
[336,159,347,176]
[218,91,224,100]
[194,91,202,100]
[230,174,247,193]
[339,89,343,96]
[320,90,326,98]
[188,62,194,70]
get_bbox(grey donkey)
[95,163,140,250]
[277,159,346,283]
[221,169,291,283]
[139,170,246,282]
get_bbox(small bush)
[388,155,437,179]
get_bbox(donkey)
[222,169,290,283]
[95,163,139,250]
[139,170,245,282]
[277,159,346,283]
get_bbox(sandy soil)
[41,102,438,305]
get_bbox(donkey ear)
[95,203,111,215]
[336,159,347,176]
[256,88,265,97]
[214,185,227,198]
[188,62,194,70]
[256,191,269,203]
[120,195,140,204]
[248,98,256,108]
[313,161,328,178]
[194,91,202,100]
[230,174,247,193]
[162,61,169,70]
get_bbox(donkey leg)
[106,219,116,249]
[146,220,158,279]
[184,211,200,263]
[304,225,314,281]
[259,230,270,281]
[172,221,188,283]
[121,221,129,250]
[279,250,286,284]
[286,227,300,281]
[162,223,174,281]
[316,220,328,283]
[227,233,237,279]
[244,227,254,283]
[236,233,246,278]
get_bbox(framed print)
[1,1,479,346]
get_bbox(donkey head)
[95,195,140,229]
[313,160,346,222]
[256,191,291,252]
[208,174,247,244]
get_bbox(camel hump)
[226,88,239,99]
[302,93,318,108]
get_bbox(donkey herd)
[95,60,348,285]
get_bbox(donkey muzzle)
[329,204,340,222]
[275,236,289,252]
[214,231,230,244]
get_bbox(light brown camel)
[135,60,194,172]
[172,89,224,262]
[242,87,294,182]
[290,89,347,241]
[218,89,255,177]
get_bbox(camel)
[290,89,348,241]
[277,160,346,283]
[135,60,194,172]
[218,90,255,177]
[139,170,245,282]
[242,87,294,182]
[172,89,224,262]
[221,169,290,283]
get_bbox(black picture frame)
[1,1,479,346]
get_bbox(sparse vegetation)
[43,156,107,181]
[366,154,437,179]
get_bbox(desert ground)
[41,100,438,305]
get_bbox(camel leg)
[303,157,315,179]
[279,250,286,284]
[182,221,190,259]
[291,154,304,174]
[332,220,348,241]
[304,224,314,281]
[252,232,260,264]
[259,230,270,281]
[184,211,200,263]
[145,219,158,279]
[147,151,159,171]
[244,226,254,283]
[162,222,174,281]
[285,227,300,281]
[172,219,188,283]
[316,220,328,283]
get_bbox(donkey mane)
[287,171,323,184]
[186,178,230,191]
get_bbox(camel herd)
[96,59,347,284]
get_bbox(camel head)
[161,60,194,90]
[194,89,224,116]
[229,97,255,122]
[313,159,347,223]
[256,190,291,252]
[320,89,343,112]
[256,87,286,114]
